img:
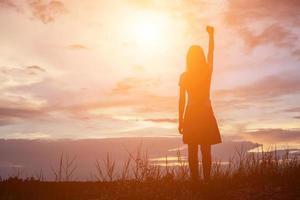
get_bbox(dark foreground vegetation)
[0,149,299,200]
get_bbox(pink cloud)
[215,70,300,102]
[0,0,66,24]
[238,24,298,50]
[225,0,300,50]
[239,128,300,144]
[143,118,177,123]
[0,107,46,126]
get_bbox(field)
[0,149,299,200]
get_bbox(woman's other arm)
[206,26,214,71]
[178,85,186,134]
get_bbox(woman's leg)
[188,144,199,181]
[201,144,211,181]
[200,144,212,182]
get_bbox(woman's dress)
[179,71,221,145]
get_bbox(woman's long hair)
[185,45,209,89]
[186,45,211,99]
[186,45,207,73]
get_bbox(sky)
[0,0,300,147]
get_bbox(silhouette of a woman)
[178,26,221,182]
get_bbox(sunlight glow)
[130,12,171,47]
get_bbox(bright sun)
[131,12,170,46]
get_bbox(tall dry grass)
[1,146,299,200]
[2,146,299,183]
[90,146,299,183]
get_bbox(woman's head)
[186,45,207,72]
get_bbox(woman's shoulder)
[179,71,187,86]
[180,71,187,79]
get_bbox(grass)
[0,147,299,200]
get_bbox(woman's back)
[180,69,212,105]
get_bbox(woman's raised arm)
[206,26,214,71]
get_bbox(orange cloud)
[29,0,66,24]
[143,118,177,123]
[67,44,88,50]
[63,94,176,118]
[111,77,160,95]
[0,0,66,23]
[0,0,19,10]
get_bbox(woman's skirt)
[183,101,221,145]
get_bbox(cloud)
[112,78,144,94]
[1,76,171,123]
[238,128,300,145]
[27,65,46,72]
[111,77,160,95]
[225,0,300,26]
[215,70,300,103]
[0,107,44,118]
[0,65,48,125]
[238,24,298,50]
[225,0,300,50]
[28,0,66,24]
[0,65,47,90]
[0,118,14,126]
[0,0,66,23]
[28,0,65,22]
[0,0,19,10]
[1,131,51,139]
[1,65,46,75]
[0,74,171,125]
[284,107,300,113]
[284,107,300,120]
[292,49,300,61]
[63,93,176,118]
[143,118,177,123]
[0,107,46,126]
[67,44,88,50]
